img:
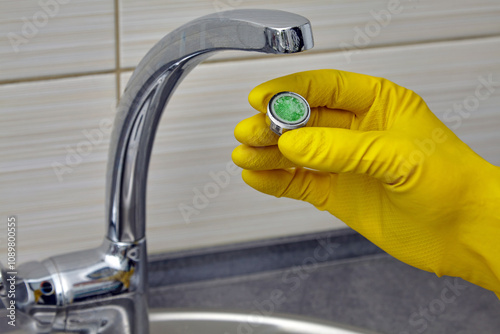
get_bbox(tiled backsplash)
[1,1,500,262]
[1,0,115,82]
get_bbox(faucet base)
[6,238,148,333]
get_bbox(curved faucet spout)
[106,9,314,243]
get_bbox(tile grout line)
[204,32,500,65]
[1,33,499,87]
[114,0,121,103]
[115,32,500,75]
[0,69,118,86]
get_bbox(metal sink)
[0,307,378,333]
[149,309,379,334]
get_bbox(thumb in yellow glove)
[232,69,500,296]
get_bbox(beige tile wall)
[1,0,500,263]
[1,0,115,82]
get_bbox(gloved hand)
[232,69,500,295]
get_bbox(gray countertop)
[148,228,500,334]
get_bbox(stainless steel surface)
[1,9,314,334]
[106,9,314,243]
[0,309,379,334]
[0,239,147,333]
[267,91,311,135]
[149,309,379,334]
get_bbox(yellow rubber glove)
[232,69,500,295]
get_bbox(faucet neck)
[106,55,209,243]
[105,9,313,243]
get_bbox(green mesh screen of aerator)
[272,95,307,123]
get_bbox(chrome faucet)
[0,9,313,334]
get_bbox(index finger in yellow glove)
[232,107,354,171]
[234,106,353,147]
[248,69,394,118]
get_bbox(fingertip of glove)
[248,72,310,112]
[248,84,271,113]
[241,169,255,184]
[241,169,294,197]
[234,113,278,146]
[278,128,316,162]
[234,118,250,144]
[241,169,268,193]
[249,70,333,112]
[231,145,247,169]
